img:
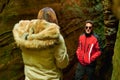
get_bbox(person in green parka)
[12,7,69,80]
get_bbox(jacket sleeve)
[90,40,101,62]
[54,35,69,69]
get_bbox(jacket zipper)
[82,36,86,62]
[88,44,94,63]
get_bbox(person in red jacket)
[75,20,101,80]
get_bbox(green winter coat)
[13,19,69,80]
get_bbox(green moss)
[111,21,120,80]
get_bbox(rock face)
[0,31,24,80]
[112,22,120,80]
[0,0,116,80]
[101,0,119,80]
[111,0,120,80]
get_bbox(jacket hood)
[13,19,60,49]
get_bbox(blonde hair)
[37,7,58,24]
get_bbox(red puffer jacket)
[76,34,101,66]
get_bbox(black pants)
[75,62,96,80]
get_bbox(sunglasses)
[85,26,92,29]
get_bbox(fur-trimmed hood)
[12,19,60,49]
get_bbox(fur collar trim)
[13,19,60,48]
